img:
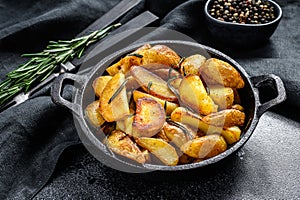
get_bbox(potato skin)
[209,86,234,110]
[131,66,177,102]
[106,44,180,75]
[132,90,178,115]
[202,109,245,127]
[85,101,106,127]
[180,54,206,76]
[136,137,179,166]
[99,73,130,122]
[92,76,112,97]
[106,130,146,164]
[179,75,218,115]
[132,97,166,138]
[200,58,245,89]
[180,135,227,159]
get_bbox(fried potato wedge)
[169,77,182,90]
[152,68,181,81]
[171,107,231,135]
[222,126,241,144]
[200,58,245,88]
[155,129,171,143]
[232,104,244,111]
[136,137,179,166]
[163,123,189,148]
[85,101,106,127]
[116,115,134,136]
[130,66,177,102]
[132,90,178,115]
[179,75,218,115]
[180,54,206,76]
[180,135,227,159]
[202,109,245,127]
[132,97,166,137]
[92,76,112,97]
[106,130,146,164]
[106,44,180,75]
[209,86,234,110]
[99,73,129,122]
[126,76,140,91]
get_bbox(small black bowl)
[204,0,282,47]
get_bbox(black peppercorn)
[209,0,277,24]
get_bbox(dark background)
[0,0,299,199]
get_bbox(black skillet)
[51,40,286,173]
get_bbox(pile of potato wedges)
[85,44,246,166]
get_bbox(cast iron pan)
[51,40,286,174]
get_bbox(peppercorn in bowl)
[204,0,282,47]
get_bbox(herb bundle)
[0,23,121,105]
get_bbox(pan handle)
[250,74,286,117]
[51,73,87,116]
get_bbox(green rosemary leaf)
[147,81,152,93]
[0,23,121,105]
[164,101,167,111]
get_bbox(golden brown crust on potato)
[92,76,112,97]
[130,66,177,102]
[106,130,146,164]
[99,73,130,122]
[132,97,166,138]
[179,75,218,115]
[209,86,234,110]
[106,44,180,75]
[200,58,245,88]
[136,137,179,166]
[85,101,106,127]
[180,135,227,159]
[202,109,245,127]
[132,90,178,115]
[180,54,206,76]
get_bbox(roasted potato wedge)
[136,137,179,166]
[106,44,180,75]
[200,58,245,88]
[232,104,244,111]
[132,90,178,115]
[179,75,218,115]
[130,66,177,102]
[180,54,206,76]
[132,97,166,137]
[126,76,140,91]
[155,129,170,143]
[99,73,130,122]
[209,86,234,110]
[169,77,182,90]
[221,126,241,144]
[152,68,181,81]
[85,101,106,127]
[106,130,146,164]
[180,135,227,159]
[92,76,112,97]
[202,109,245,127]
[116,115,134,136]
[163,123,189,148]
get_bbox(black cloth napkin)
[0,0,299,199]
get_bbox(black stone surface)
[34,111,300,199]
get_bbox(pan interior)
[80,41,256,171]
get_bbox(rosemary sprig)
[127,53,143,58]
[108,79,129,104]
[0,23,121,105]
